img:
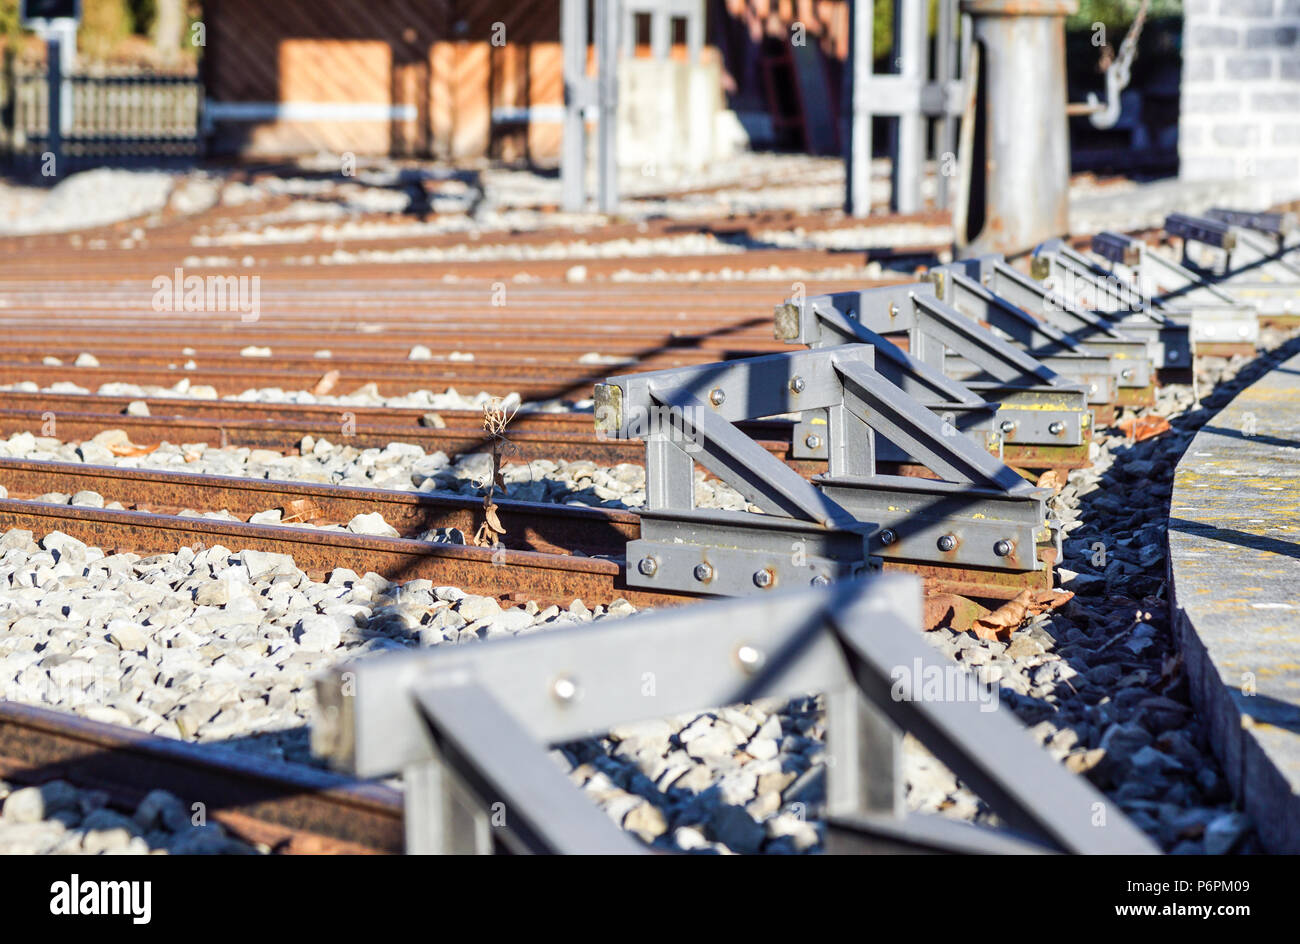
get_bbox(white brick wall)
[1180,0,1300,203]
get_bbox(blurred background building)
[0,1,1295,207]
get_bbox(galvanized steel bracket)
[595,344,1057,594]
[311,574,1159,855]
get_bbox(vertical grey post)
[957,0,1077,257]
[686,2,705,63]
[935,0,958,210]
[595,0,620,215]
[56,20,76,136]
[844,0,873,217]
[825,688,903,817]
[650,7,670,60]
[893,0,926,214]
[46,36,62,175]
[561,0,588,213]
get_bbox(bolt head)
[789,376,806,393]
[846,309,858,321]
[804,433,823,450]
[552,676,578,702]
[753,569,774,588]
[637,556,658,576]
[879,528,897,546]
[1049,421,1065,435]
[993,540,1012,557]
[709,388,726,406]
[1000,420,1016,434]
[810,575,829,587]
[1121,368,1134,380]
[937,534,957,552]
[736,645,765,671]
[693,562,714,583]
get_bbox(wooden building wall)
[202,0,562,161]
[201,0,849,162]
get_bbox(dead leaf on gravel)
[281,498,321,523]
[313,369,341,396]
[924,593,990,631]
[972,590,1031,640]
[108,441,158,457]
[1117,413,1171,442]
[971,588,1075,640]
[1036,468,1067,491]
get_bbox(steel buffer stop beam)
[312,575,1159,855]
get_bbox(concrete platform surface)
[1170,349,1300,852]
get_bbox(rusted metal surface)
[0,498,699,609]
[0,700,403,854]
[0,458,641,555]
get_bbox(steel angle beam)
[312,575,1158,854]
[943,256,1154,392]
[928,265,1119,405]
[815,474,1054,571]
[1169,212,1300,281]
[773,296,1004,461]
[1031,240,1194,369]
[629,506,874,595]
[1165,213,1300,318]
[778,285,1093,449]
[1206,207,1298,242]
[1085,231,1260,349]
[1033,239,1154,316]
[597,345,1055,591]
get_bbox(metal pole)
[893,0,926,214]
[561,0,588,212]
[844,0,873,217]
[958,0,1077,256]
[686,2,705,63]
[935,0,958,210]
[46,36,61,175]
[650,8,670,60]
[57,20,75,136]
[596,0,620,215]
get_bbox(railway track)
[1,167,1296,855]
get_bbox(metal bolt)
[1090,384,1098,395]
[753,569,774,589]
[999,420,1017,434]
[736,645,766,672]
[1121,368,1134,381]
[1048,421,1065,435]
[937,534,957,552]
[637,556,658,577]
[1238,326,1250,338]
[693,562,714,583]
[888,302,899,318]
[709,388,725,406]
[879,528,897,545]
[993,540,1012,558]
[804,433,823,450]
[552,676,578,702]
[810,575,829,587]
[789,376,806,394]
[846,308,858,321]
[1167,349,1180,362]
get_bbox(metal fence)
[4,61,202,171]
